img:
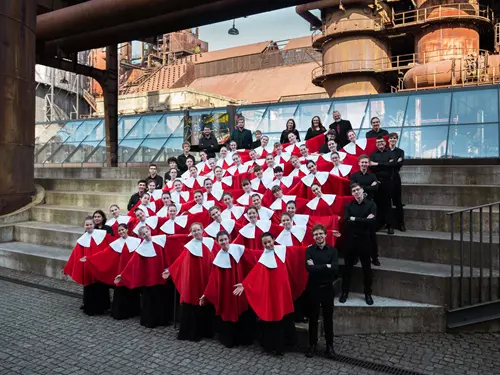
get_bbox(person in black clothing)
[280,119,301,144]
[92,209,114,236]
[305,116,326,141]
[305,224,339,358]
[370,136,395,235]
[329,111,352,148]
[127,180,147,211]
[339,183,376,306]
[145,163,163,189]
[387,133,406,231]
[164,157,178,181]
[230,116,253,150]
[319,129,338,154]
[366,117,389,139]
[198,125,219,159]
[177,142,193,174]
[251,130,262,149]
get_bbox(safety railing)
[447,202,500,312]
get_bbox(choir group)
[63,114,405,357]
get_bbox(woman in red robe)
[63,216,111,316]
[201,231,261,348]
[204,206,240,239]
[304,183,353,217]
[221,192,245,221]
[275,213,313,247]
[163,223,219,341]
[232,206,280,250]
[127,193,157,217]
[115,226,169,328]
[83,223,142,320]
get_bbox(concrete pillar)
[0,1,37,214]
[103,45,119,167]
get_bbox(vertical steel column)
[103,45,119,167]
[0,0,37,214]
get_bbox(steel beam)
[103,46,119,167]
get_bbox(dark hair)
[134,208,144,213]
[376,135,385,141]
[83,216,93,224]
[260,232,274,240]
[388,132,399,139]
[92,210,107,226]
[117,223,129,230]
[216,230,230,241]
[109,204,120,210]
[273,166,283,173]
[331,151,340,158]
[312,224,326,234]
[350,183,362,191]
[326,129,337,137]
[311,116,326,131]
[222,192,233,198]
[241,179,250,186]
[167,157,178,165]
[138,179,147,185]
[169,168,178,175]
[250,193,261,200]
[306,160,316,167]
[147,179,156,186]
[162,191,171,198]
[271,185,282,194]
[358,154,369,161]
[286,200,296,207]
[286,118,297,131]
[193,190,203,197]
[371,116,380,124]
[209,206,221,214]
[186,155,196,163]
[203,125,211,130]
[254,165,262,173]
[204,178,212,186]
[280,212,292,220]
[149,163,157,168]
[168,204,178,210]
[311,182,322,189]
[246,205,258,215]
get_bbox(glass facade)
[34,85,500,165]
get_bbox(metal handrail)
[447,202,500,216]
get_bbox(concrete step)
[400,165,500,186]
[36,178,137,193]
[32,205,96,227]
[377,230,500,269]
[345,257,500,306]
[403,184,500,207]
[44,190,129,210]
[13,221,81,249]
[35,166,147,180]
[403,204,499,232]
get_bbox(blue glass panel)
[118,139,143,163]
[127,138,169,163]
[35,122,65,145]
[330,99,368,130]
[154,137,184,162]
[147,113,184,137]
[123,114,163,139]
[50,120,83,144]
[83,120,105,142]
[65,141,101,163]
[266,104,299,133]
[400,126,448,159]
[85,140,106,164]
[447,124,499,158]
[119,116,141,139]
[67,119,101,142]
[236,106,267,132]
[189,112,230,145]
[45,142,81,164]
[296,102,332,131]
[450,89,499,125]
[361,96,408,128]
[404,92,451,126]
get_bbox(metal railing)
[447,202,500,311]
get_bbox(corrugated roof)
[188,62,325,103]
[283,36,312,50]
[193,41,272,64]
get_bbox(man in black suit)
[366,117,389,138]
[230,116,253,150]
[198,125,219,159]
[329,111,352,148]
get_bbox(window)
[404,92,451,127]
[296,102,332,130]
[447,124,499,158]
[237,106,267,132]
[331,99,368,129]
[450,89,498,125]
[124,115,163,139]
[399,126,449,159]
[362,96,408,128]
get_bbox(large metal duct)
[0,0,37,214]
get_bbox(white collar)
[77,230,107,247]
[330,164,352,177]
[289,165,310,178]
[138,202,156,216]
[299,155,319,163]
[185,237,215,257]
[189,200,215,214]
[156,203,181,218]
[251,176,272,191]
[270,195,296,210]
[145,216,159,229]
[244,159,265,168]
[221,205,245,220]
[183,176,205,188]
[135,235,166,257]
[306,194,336,209]
[258,246,287,268]
[239,220,271,238]
[227,164,248,175]
[110,236,141,254]
[285,141,304,154]
[302,171,329,186]
[275,152,291,163]
[276,226,306,246]
[204,190,223,201]
[204,219,236,238]
[271,175,294,188]
[292,214,309,226]
[159,215,188,234]
[148,190,162,201]
[213,244,245,268]
[132,220,147,235]
[343,138,367,155]
[105,215,131,227]
[255,145,274,157]
[171,190,190,203]
[236,191,262,206]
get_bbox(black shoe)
[371,258,381,266]
[326,345,336,358]
[365,294,374,306]
[387,227,394,235]
[305,345,316,358]
[339,292,348,303]
[399,223,406,232]
[353,256,359,266]
[275,351,284,356]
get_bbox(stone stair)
[0,164,498,335]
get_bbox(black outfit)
[341,199,377,294]
[82,283,110,316]
[230,128,253,150]
[370,149,395,230]
[199,134,219,159]
[280,129,300,144]
[388,146,405,228]
[349,171,379,201]
[111,287,141,320]
[217,309,256,348]
[329,120,352,148]
[260,313,296,355]
[319,142,339,154]
[177,153,193,174]
[146,174,163,189]
[95,224,114,236]
[141,284,171,328]
[305,126,326,141]
[366,128,389,138]
[251,139,261,149]
[178,303,216,341]
[306,243,339,348]
[127,192,144,211]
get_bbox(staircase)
[0,165,498,335]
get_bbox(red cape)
[86,241,137,285]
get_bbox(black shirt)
[146,174,163,189]
[366,128,389,138]
[177,153,192,174]
[350,171,378,200]
[305,126,326,141]
[230,128,253,150]
[127,192,143,210]
[199,135,219,159]
[251,139,261,149]
[370,149,395,180]
[344,198,377,238]
[280,129,301,144]
[95,224,114,236]
[319,143,339,154]
[388,146,404,173]
[305,243,339,287]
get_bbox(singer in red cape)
[63,216,111,316]
[232,206,281,250]
[201,231,261,348]
[233,232,308,355]
[83,223,142,320]
[163,223,220,342]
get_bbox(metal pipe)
[295,0,375,28]
[37,0,215,42]
[450,213,455,308]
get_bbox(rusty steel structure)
[298,0,500,97]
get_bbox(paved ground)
[0,269,499,375]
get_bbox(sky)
[198,7,318,51]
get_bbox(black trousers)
[111,286,141,320]
[82,282,110,316]
[260,313,296,354]
[217,309,256,348]
[178,303,215,341]
[341,244,373,294]
[390,173,404,225]
[141,284,170,328]
[307,284,334,346]
[374,179,393,229]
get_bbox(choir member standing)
[365,117,389,138]
[177,142,193,174]
[93,210,114,236]
[127,180,147,211]
[230,116,252,150]
[198,125,219,159]
[105,204,133,237]
[280,119,300,144]
[329,110,352,148]
[305,224,339,358]
[145,163,163,189]
[387,132,406,232]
